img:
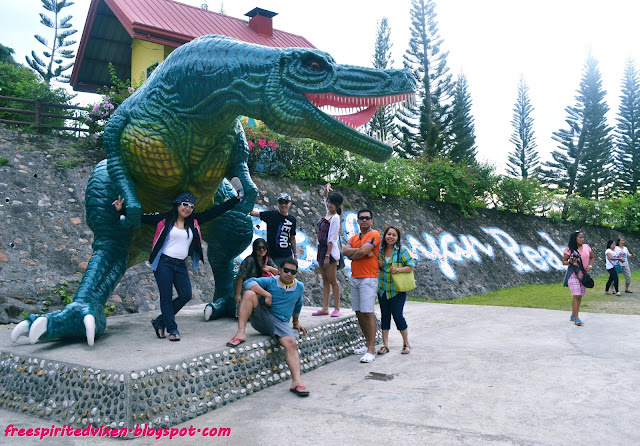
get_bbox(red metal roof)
[70,0,315,91]
[106,0,314,48]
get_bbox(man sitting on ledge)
[226,257,310,397]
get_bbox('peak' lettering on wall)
[238,208,566,280]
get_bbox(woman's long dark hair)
[605,239,616,253]
[381,226,402,252]
[251,238,269,270]
[327,192,343,215]
[567,231,582,252]
[165,204,193,237]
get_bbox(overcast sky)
[3,0,640,172]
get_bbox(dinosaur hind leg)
[11,160,131,345]
[201,181,255,320]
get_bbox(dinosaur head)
[261,48,416,162]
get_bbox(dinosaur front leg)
[11,160,131,345]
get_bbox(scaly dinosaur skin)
[12,35,415,345]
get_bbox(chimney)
[245,7,278,37]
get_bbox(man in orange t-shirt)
[342,208,380,363]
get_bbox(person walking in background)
[562,231,595,326]
[615,237,633,293]
[343,208,380,363]
[376,226,415,355]
[250,192,297,267]
[313,183,344,318]
[605,239,623,296]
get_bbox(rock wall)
[1,129,637,323]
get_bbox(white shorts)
[349,277,378,313]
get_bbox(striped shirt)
[378,245,415,297]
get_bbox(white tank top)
[163,227,193,260]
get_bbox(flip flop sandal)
[377,346,389,355]
[401,345,411,354]
[169,333,181,342]
[290,385,310,397]
[151,320,165,339]
[226,337,245,348]
[312,310,329,316]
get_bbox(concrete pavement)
[1,302,639,445]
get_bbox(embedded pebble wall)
[0,316,376,436]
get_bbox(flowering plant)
[83,64,135,146]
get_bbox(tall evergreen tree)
[25,0,77,84]
[506,77,539,179]
[369,17,395,145]
[541,56,613,201]
[447,73,477,164]
[616,58,640,193]
[395,0,453,159]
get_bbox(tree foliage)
[616,58,640,193]
[0,43,18,66]
[395,0,453,160]
[541,56,613,202]
[447,73,477,164]
[0,61,73,127]
[369,17,395,145]
[25,0,77,84]
[506,77,538,179]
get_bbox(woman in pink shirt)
[562,231,595,326]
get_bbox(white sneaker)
[360,352,375,363]
[352,346,367,355]
[204,304,213,321]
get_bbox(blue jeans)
[378,291,408,331]
[153,254,192,334]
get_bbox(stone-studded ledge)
[0,314,376,437]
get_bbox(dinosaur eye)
[308,61,321,71]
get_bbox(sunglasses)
[181,202,194,209]
[358,216,372,221]
[282,267,298,275]
[278,200,290,204]
[256,246,267,251]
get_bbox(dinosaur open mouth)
[304,93,415,133]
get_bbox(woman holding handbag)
[376,226,415,355]
[604,239,623,296]
[562,231,595,326]
[234,238,278,314]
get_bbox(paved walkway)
[1,302,639,445]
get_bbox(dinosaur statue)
[11,35,415,346]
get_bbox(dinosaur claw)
[29,317,48,344]
[10,321,30,342]
[84,315,96,346]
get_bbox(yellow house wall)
[131,39,174,86]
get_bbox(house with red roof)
[70,0,315,92]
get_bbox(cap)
[172,192,197,205]
[277,192,291,202]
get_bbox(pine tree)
[395,0,453,159]
[369,18,395,145]
[25,0,77,84]
[616,58,640,193]
[506,77,539,179]
[541,56,613,201]
[447,73,477,164]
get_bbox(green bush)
[0,62,74,131]
[0,157,8,167]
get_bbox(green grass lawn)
[417,270,640,314]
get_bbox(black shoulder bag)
[576,255,594,288]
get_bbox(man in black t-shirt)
[250,192,298,266]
